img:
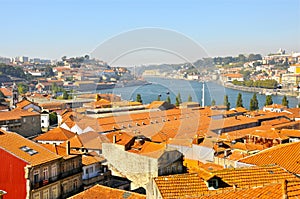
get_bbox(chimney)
[66,140,70,156]
[113,135,116,144]
[282,180,287,199]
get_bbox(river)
[96,77,300,109]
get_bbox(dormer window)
[208,179,218,190]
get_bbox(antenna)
[202,81,205,107]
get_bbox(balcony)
[61,167,82,178]
[83,171,111,186]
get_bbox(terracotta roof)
[238,142,300,174]
[223,73,243,78]
[130,141,166,158]
[212,165,299,188]
[280,129,300,138]
[198,183,282,199]
[34,127,76,142]
[106,131,134,146]
[232,142,266,152]
[264,104,286,109]
[82,154,105,166]
[154,173,210,199]
[0,87,12,97]
[16,99,38,109]
[227,151,248,161]
[68,184,146,199]
[0,109,40,121]
[40,143,80,158]
[0,130,61,166]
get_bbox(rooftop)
[0,129,60,166]
[68,184,145,199]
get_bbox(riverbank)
[220,81,299,98]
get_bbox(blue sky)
[0,0,299,62]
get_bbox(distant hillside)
[135,57,215,76]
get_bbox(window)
[52,186,58,199]
[33,192,40,199]
[208,179,218,190]
[51,165,57,178]
[20,146,38,156]
[23,118,26,123]
[33,170,40,183]
[42,189,49,199]
[43,167,48,180]
[73,179,78,190]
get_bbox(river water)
[97,77,300,109]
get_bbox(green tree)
[49,112,58,125]
[250,93,259,111]
[175,96,180,106]
[282,95,289,107]
[177,93,182,104]
[62,90,69,100]
[188,94,192,102]
[45,66,54,77]
[136,94,143,103]
[17,83,29,94]
[157,95,161,101]
[236,93,244,108]
[223,95,230,111]
[265,95,273,106]
[166,96,171,104]
[211,99,216,106]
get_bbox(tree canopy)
[265,95,273,106]
[187,95,192,102]
[223,95,230,111]
[282,95,289,107]
[136,94,143,103]
[236,93,243,108]
[250,93,259,111]
[211,99,216,106]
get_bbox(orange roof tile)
[154,173,210,199]
[68,184,146,199]
[238,142,300,174]
[0,87,12,97]
[212,165,299,189]
[34,127,76,141]
[0,130,61,166]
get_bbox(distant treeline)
[232,79,277,89]
[0,63,29,80]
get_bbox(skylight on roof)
[20,146,39,156]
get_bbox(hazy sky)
[0,0,299,63]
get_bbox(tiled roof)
[280,129,300,138]
[248,130,289,140]
[82,153,105,166]
[40,143,80,159]
[0,130,61,166]
[106,131,134,146]
[0,109,39,121]
[0,87,12,97]
[154,173,210,199]
[16,99,37,109]
[198,183,282,199]
[34,127,76,141]
[231,142,266,152]
[68,184,146,199]
[238,142,300,174]
[212,165,298,188]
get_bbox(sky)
[0,0,300,64]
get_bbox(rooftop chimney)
[66,140,70,156]
[282,179,287,199]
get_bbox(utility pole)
[202,82,205,107]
